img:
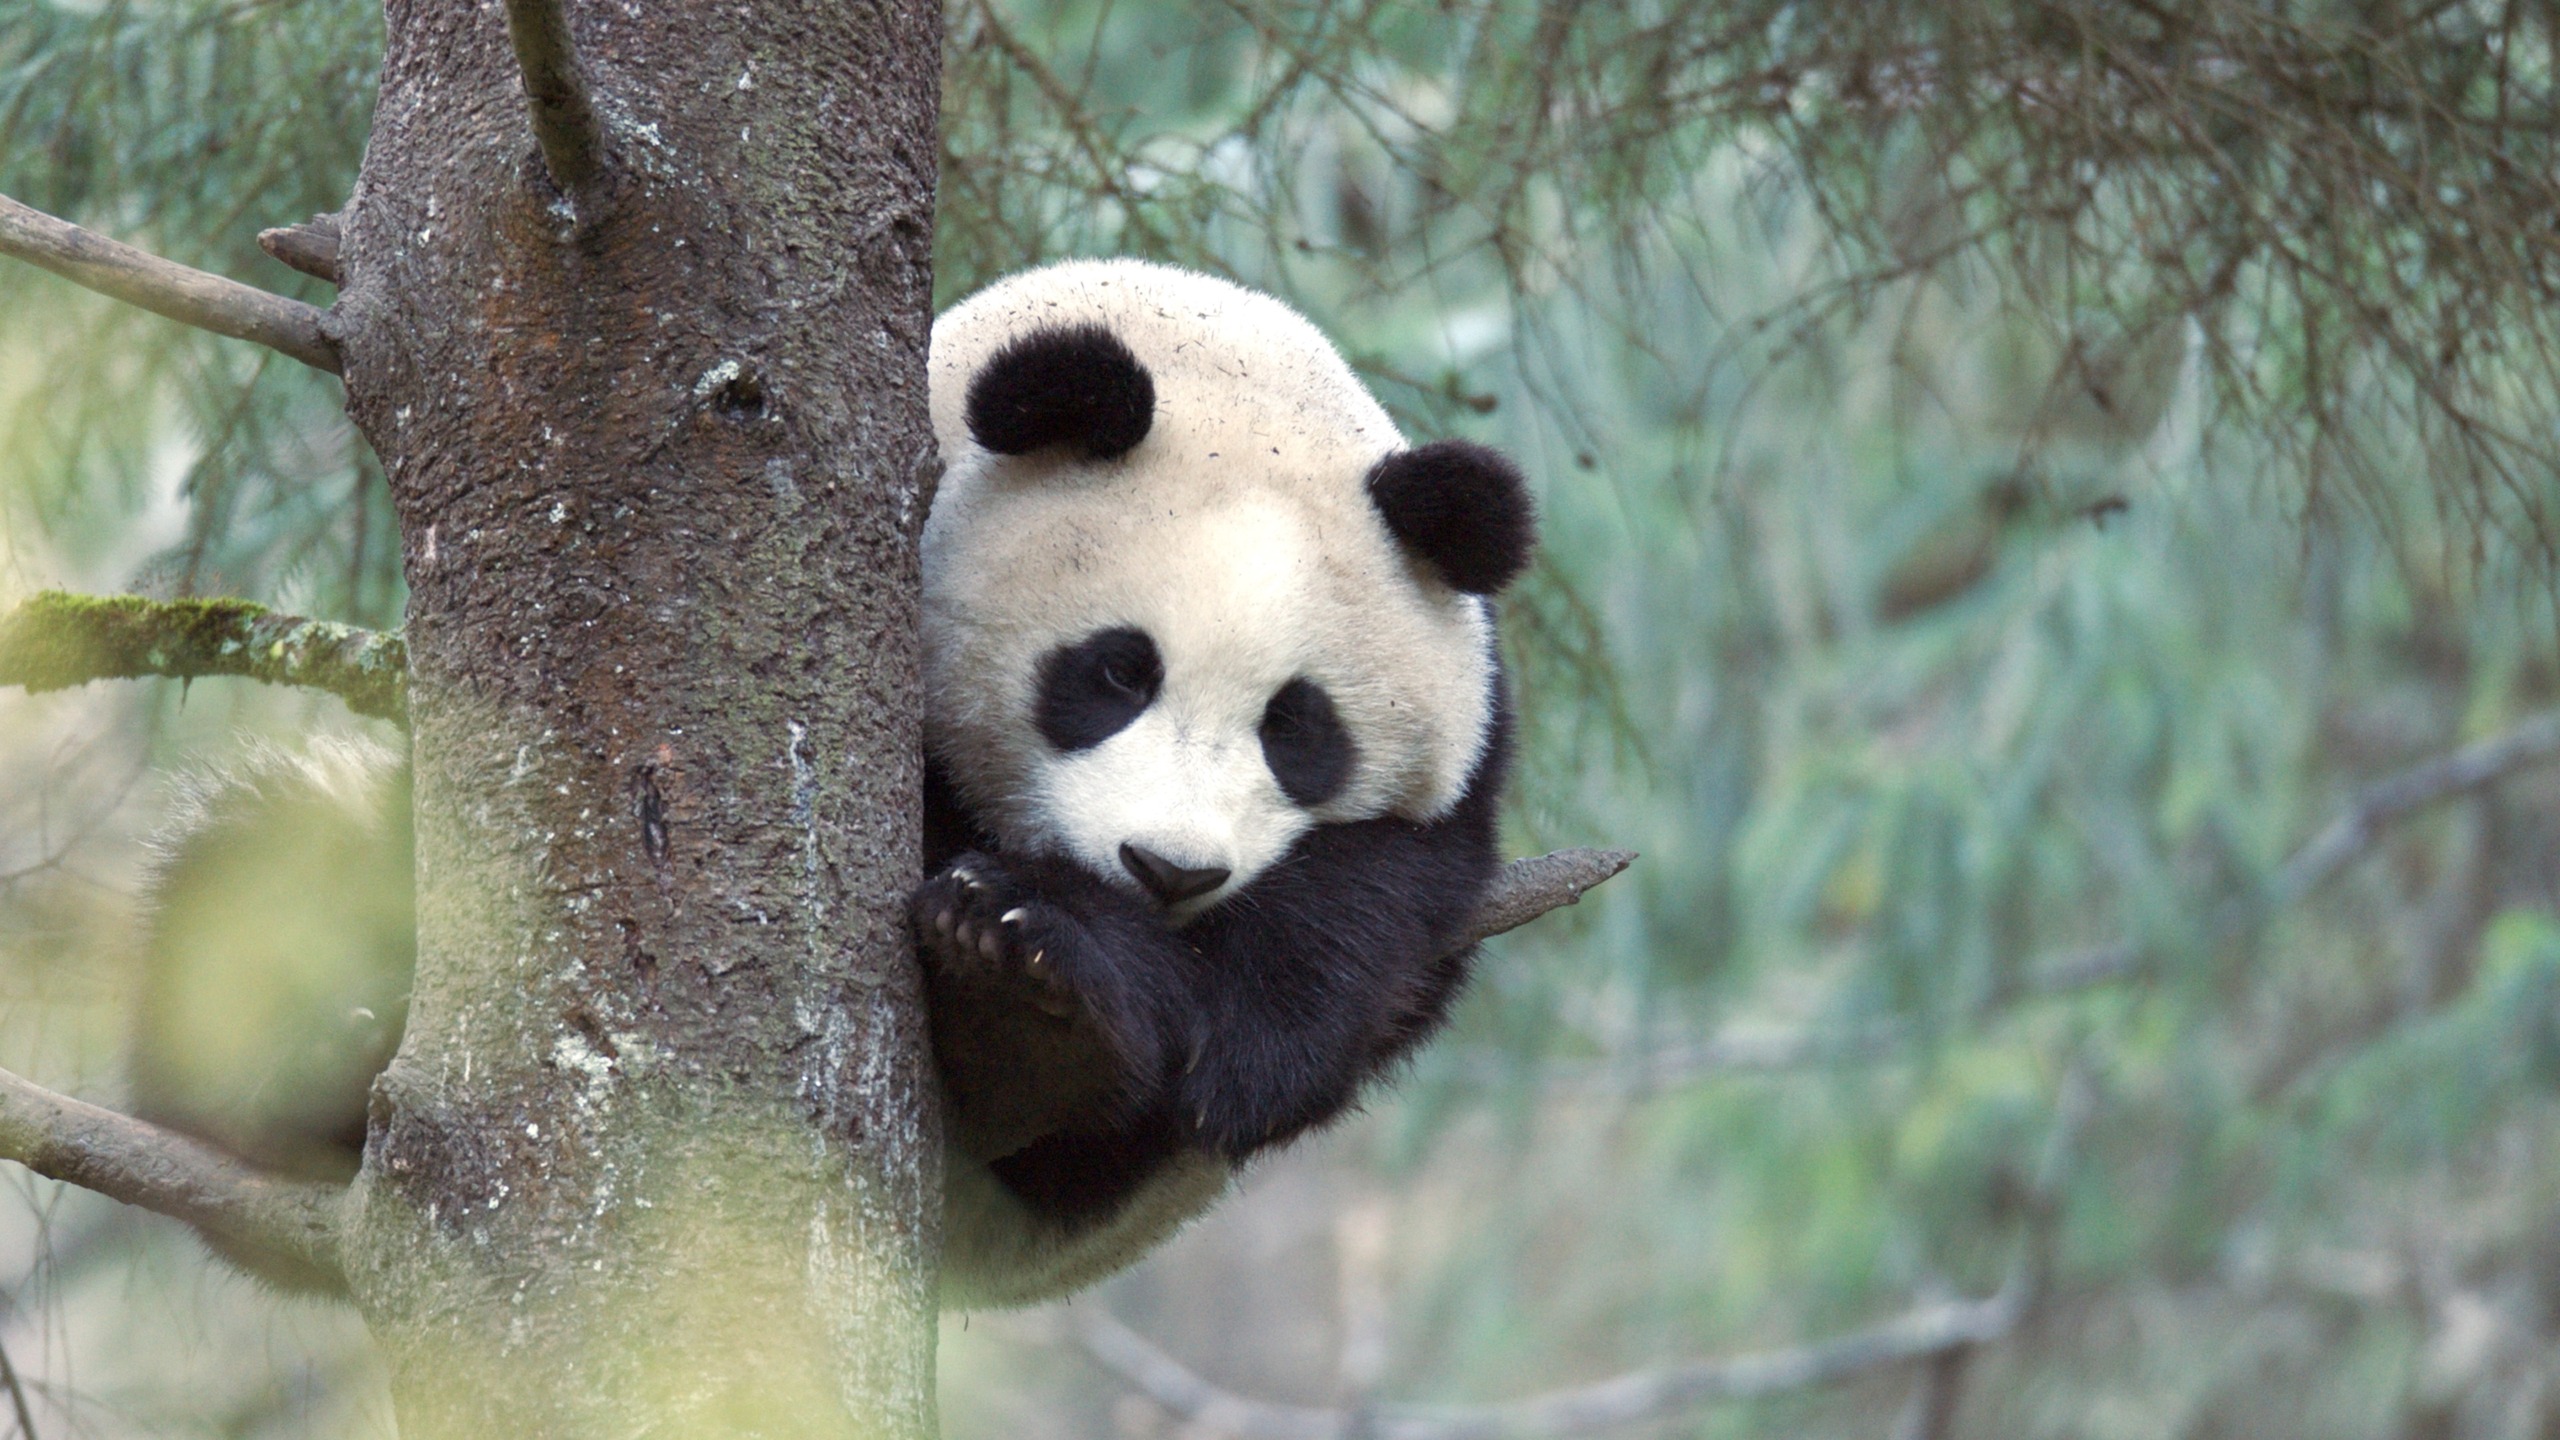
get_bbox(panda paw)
[912,854,1081,1018]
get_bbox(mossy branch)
[0,592,407,723]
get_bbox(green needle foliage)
[8,0,2560,1436]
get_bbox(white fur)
[923,259,1496,906]
[923,261,1500,1306]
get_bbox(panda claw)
[1000,907,1028,927]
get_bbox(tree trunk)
[327,0,943,1432]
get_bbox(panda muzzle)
[1119,843,1231,905]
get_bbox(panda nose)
[1120,843,1231,905]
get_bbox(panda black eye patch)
[1260,678,1355,808]
[1035,627,1164,753]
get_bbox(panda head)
[922,261,1534,919]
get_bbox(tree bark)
[327,0,942,1433]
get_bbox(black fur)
[1366,441,1537,595]
[917,679,1512,1225]
[1259,677,1354,807]
[1034,626,1163,753]
[965,323,1157,460]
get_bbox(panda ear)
[1365,440,1537,595]
[965,323,1156,460]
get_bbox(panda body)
[128,261,1534,1308]
[918,260,1532,1306]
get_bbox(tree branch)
[0,193,340,374]
[503,0,605,195]
[1514,714,2560,1094]
[257,212,344,286]
[0,1067,342,1288]
[2271,709,2560,907]
[1463,849,1636,947]
[1060,1281,2025,1440]
[1045,1054,2088,1440]
[2032,705,2560,990]
[0,592,407,723]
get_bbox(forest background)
[3,0,2559,1436]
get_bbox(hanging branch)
[503,0,606,195]
[0,194,340,374]
[0,592,407,723]
[0,1067,342,1287]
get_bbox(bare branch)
[0,1067,342,1288]
[1062,1281,2024,1440]
[257,212,344,285]
[0,193,340,374]
[2031,706,2560,990]
[0,1333,37,1440]
[0,592,407,723]
[504,0,605,195]
[1549,713,2560,1092]
[2272,710,2560,907]
[1462,849,1636,947]
[1043,1064,2086,1440]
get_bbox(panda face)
[1027,622,1354,915]
[921,260,1530,918]
[986,494,1382,917]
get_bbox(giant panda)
[130,259,1535,1306]
[920,260,1533,1303]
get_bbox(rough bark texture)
[328,0,942,1433]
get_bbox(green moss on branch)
[0,592,407,724]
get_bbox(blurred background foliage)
[4,0,2560,1435]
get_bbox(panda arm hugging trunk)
[915,262,1534,1302]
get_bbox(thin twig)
[0,1333,35,1440]
[0,592,407,724]
[503,0,605,195]
[0,193,339,374]
[0,1067,342,1289]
